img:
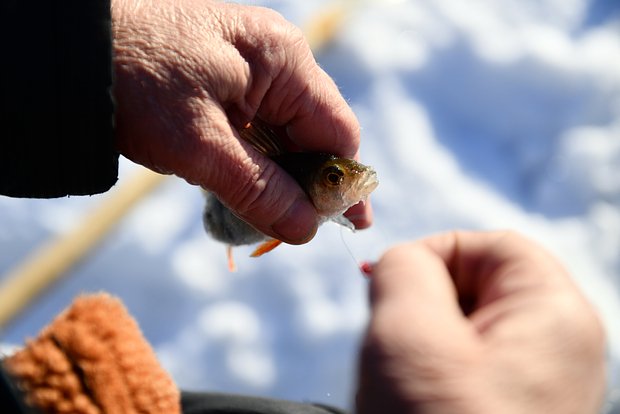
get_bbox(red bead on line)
[359,261,374,277]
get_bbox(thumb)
[368,242,475,350]
[192,116,319,245]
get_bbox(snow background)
[1,0,619,411]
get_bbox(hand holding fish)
[111,0,371,245]
[357,231,606,414]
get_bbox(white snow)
[1,0,619,411]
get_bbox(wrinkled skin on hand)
[111,0,371,244]
[357,231,606,414]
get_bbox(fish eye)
[324,165,344,186]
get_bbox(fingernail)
[272,198,318,244]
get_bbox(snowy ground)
[1,0,619,412]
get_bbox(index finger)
[257,54,360,158]
[421,231,572,296]
[416,230,583,331]
[284,65,360,158]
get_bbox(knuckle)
[238,6,312,75]
[547,292,606,357]
[488,229,526,245]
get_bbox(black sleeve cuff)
[0,0,118,198]
[181,392,348,414]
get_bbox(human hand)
[357,231,606,414]
[110,0,371,244]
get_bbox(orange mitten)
[3,293,180,414]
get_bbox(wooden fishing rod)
[0,169,167,330]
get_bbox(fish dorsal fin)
[239,120,285,157]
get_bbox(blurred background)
[1,0,619,412]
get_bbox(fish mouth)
[359,170,379,194]
[350,169,378,201]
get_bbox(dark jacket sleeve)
[182,392,348,414]
[0,0,118,198]
[0,364,40,414]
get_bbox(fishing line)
[339,226,366,277]
[338,215,394,278]
[339,226,376,279]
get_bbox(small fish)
[203,120,378,271]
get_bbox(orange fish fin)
[250,239,283,257]
[227,245,237,272]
